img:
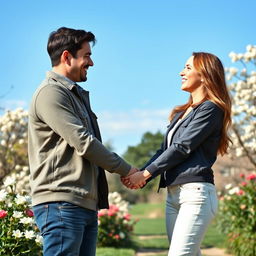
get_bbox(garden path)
[136,235,233,256]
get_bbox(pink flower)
[239,173,245,178]
[107,205,119,216]
[246,174,256,180]
[124,213,131,221]
[241,181,247,187]
[107,209,116,216]
[25,209,34,217]
[0,210,7,218]
[236,190,244,196]
[109,205,119,212]
[114,234,120,240]
[98,211,105,217]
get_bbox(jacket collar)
[46,71,76,91]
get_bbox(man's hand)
[121,169,152,189]
[120,167,139,189]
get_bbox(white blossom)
[228,187,240,195]
[12,230,23,238]
[24,230,35,239]
[3,176,16,187]
[225,183,232,190]
[35,234,43,244]
[15,194,27,205]
[19,217,34,225]
[0,139,7,146]
[13,211,24,218]
[0,189,8,202]
[226,44,256,167]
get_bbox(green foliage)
[97,192,137,248]
[0,179,42,255]
[123,131,164,168]
[120,131,164,202]
[217,173,256,256]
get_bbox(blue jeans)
[166,182,218,256]
[33,202,98,256]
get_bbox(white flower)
[225,183,232,190]
[229,51,238,62]
[19,217,34,225]
[119,232,125,239]
[0,139,7,146]
[13,211,23,218]
[3,176,16,187]
[229,67,238,76]
[0,189,8,202]
[18,139,25,144]
[246,44,253,52]
[12,230,23,238]
[235,147,243,157]
[15,194,27,205]
[229,187,240,195]
[24,230,35,239]
[35,234,43,244]
[22,166,29,172]
[15,165,21,170]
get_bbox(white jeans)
[166,182,218,256]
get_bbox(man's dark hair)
[47,27,96,66]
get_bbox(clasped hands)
[121,167,152,189]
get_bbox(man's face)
[68,42,94,82]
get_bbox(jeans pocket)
[58,202,79,209]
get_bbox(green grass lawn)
[96,248,135,256]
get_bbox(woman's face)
[180,56,202,93]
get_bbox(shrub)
[217,172,256,255]
[97,192,138,247]
[0,176,42,255]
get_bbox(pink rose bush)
[97,192,138,247]
[0,176,42,255]
[218,172,256,256]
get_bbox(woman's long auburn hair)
[170,52,232,155]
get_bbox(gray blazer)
[144,101,224,189]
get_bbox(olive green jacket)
[28,71,131,210]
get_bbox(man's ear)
[61,50,71,65]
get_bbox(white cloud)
[98,108,170,136]
[98,108,170,154]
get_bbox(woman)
[123,52,232,256]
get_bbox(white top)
[164,119,182,180]
[167,119,182,147]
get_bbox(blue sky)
[0,0,255,154]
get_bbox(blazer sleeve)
[145,103,224,178]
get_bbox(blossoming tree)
[226,45,256,169]
[0,108,30,191]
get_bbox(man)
[28,27,137,256]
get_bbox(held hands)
[121,168,152,190]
